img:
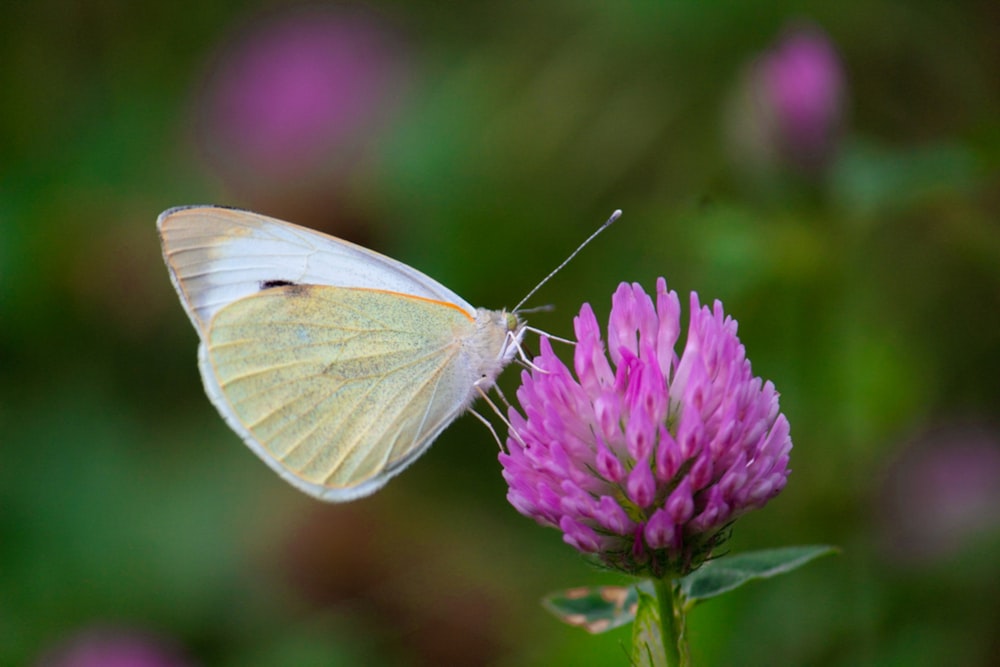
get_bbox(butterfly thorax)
[469,308,525,391]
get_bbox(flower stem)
[653,577,689,666]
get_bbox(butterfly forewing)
[203,285,479,494]
[158,206,475,331]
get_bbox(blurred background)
[2,1,999,665]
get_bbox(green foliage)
[543,585,642,635]
[543,546,836,639]
[680,546,838,602]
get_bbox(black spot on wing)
[260,279,296,290]
[259,280,312,297]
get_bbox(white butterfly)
[158,205,526,501]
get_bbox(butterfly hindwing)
[201,284,480,500]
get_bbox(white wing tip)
[157,205,200,230]
[157,204,253,231]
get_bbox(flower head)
[759,24,845,169]
[726,23,845,176]
[194,6,410,193]
[878,424,1000,565]
[500,279,791,577]
[35,626,191,667]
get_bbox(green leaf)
[679,545,838,601]
[541,585,640,634]
[631,588,667,667]
[542,546,836,633]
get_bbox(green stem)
[653,577,689,666]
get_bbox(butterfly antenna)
[512,209,622,313]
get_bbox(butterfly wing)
[157,206,503,501]
[157,205,475,333]
[200,285,484,500]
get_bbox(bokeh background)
[3,1,999,665]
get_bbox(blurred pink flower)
[194,5,410,192]
[35,626,192,667]
[500,279,792,577]
[879,425,1000,564]
[727,23,845,175]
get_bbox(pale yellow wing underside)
[202,284,480,498]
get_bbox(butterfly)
[158,205,527,501]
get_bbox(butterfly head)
[502,310,527,364]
